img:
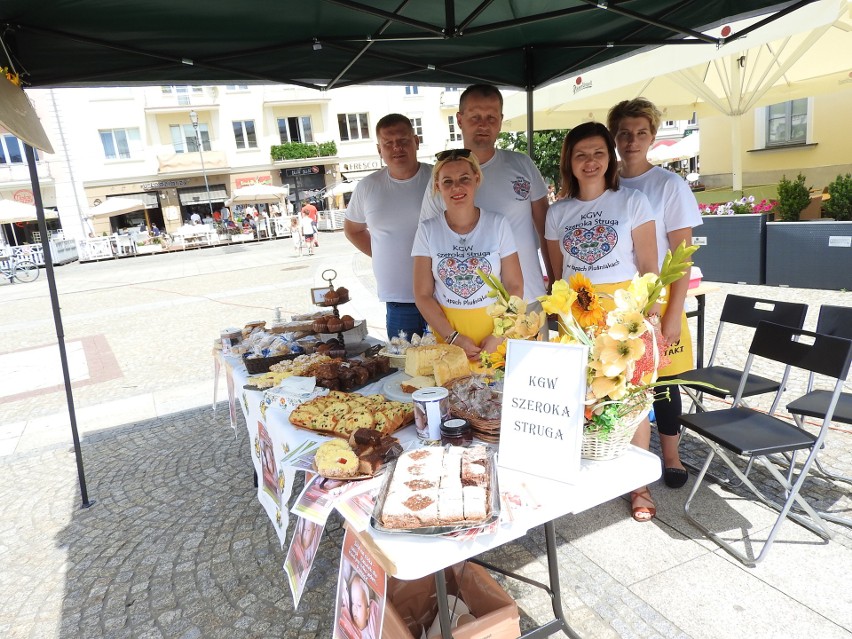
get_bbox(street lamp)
[189,109,214,217]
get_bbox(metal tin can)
[411,387,450,443]
[220,328,242,356]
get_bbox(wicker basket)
[581,406,651,461]
[443,376,502,442]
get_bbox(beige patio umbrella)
[0,199,58,224]
[87,197,147,218]
[502,0,851,190]
[225,183,289,206]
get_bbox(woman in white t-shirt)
[412,149,523,360]
[545,122,658,299]
[545,122,660,523]
[608,98,704,493]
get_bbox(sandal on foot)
[663,467,689,489]
[630,488,656,522]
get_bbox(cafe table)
[215,351,661,638]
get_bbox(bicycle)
[0,255,40,284]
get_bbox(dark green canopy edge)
[0,0,816,90]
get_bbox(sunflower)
[569,273,605,328]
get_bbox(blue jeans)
[386,302,427,340]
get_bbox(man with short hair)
[345,113,432,339]
[421,84,553,302]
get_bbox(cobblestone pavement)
[1,234,851,638]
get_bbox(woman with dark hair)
[607,98,704,491]
[545,121,660,522]
[545,122,658,290]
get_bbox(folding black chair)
[678,294,808,415]
[679,321,852,566]
[785,305,852,526]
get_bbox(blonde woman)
[607,98,703,491]
[412,149,524,360]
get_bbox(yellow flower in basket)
[538,241,705,437]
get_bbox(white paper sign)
[498,339,588,484]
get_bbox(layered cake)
[380,445,491,529]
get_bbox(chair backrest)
[815,305,852,341]
[718,294,808,330]
[749,321,852,380]
[707,294,808,367]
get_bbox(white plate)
[381,369,413,402]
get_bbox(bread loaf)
[432,346,470,386]
[404,344,469,382]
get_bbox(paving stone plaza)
[1,233,850,638]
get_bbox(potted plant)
[135,236,163,255]
[767,172,852,290]
[691,196,777,285]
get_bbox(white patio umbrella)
[0,199,58,224]
[501,0,850,190]
[225,184,289,206]
[648,133,700,164]
[87,197,147,218]
[325,180,360,198]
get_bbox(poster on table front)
[498,340,587,484]
[333,529,386,639]
[283,516,325,608]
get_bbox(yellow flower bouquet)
[539,241,698,441]
[476,268,546,381]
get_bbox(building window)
[99,128,141,160]
[233,120,258,149]
[405,86,419,95]
[444,86,460,92]
[0,134,32,165]
[277,116,314,143]
[409,116,424,144]
[766,99,808,146]
[662,120,676,128]
[170,123,211,153]
[448,115,462,142]
[688,112,697,125]
[161,85,203,105]
[225,84,249,91]
[338,113,370,141]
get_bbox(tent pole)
[524,46,534,160]
[24,143,91,509]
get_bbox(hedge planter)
[692,213,771,285]
[766,221,852,290]
[135,244,163,255]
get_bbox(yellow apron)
[433,305,493,347]
[658,284,694,377]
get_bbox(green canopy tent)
[1,1,821,93]
[0,0,823,513]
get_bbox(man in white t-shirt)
[344,114,433,339]
[421,84,552,301]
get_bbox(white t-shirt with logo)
[412,209,517,309]
[545,187,655,284]
[421,149,548,299]
[346,163,433,303]
[620,166,702,267]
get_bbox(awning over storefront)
[177,185,228,206]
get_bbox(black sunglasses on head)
[435,148,472,161]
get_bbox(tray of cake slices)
[370,444,500,535]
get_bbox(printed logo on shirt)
[437,256,492,299]
[511,177,531,200]
[564,224,618,265]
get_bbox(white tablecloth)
[215,351,662,567]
